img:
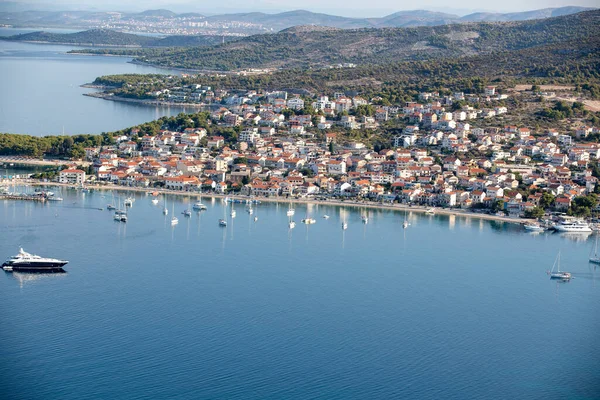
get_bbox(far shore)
[27,181,534,226]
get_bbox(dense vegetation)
[115,10,600,70]
[2,29,238,48]
[0,133,113,159]
[97,35,600,103]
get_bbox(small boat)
[151,198,159,205]
[524,223,545,231]
[231,210,237,218]
[289,221,296,229]
[589,235,600,264]
[254,216,258,222]
[192,202,207,211]
[124,197,134,207]
[107,204,116,210]
[287,208,295,217]
[425,208,435,215]
[547,251,571,280]
[114,209,126,222]
[162,207,168,215]
[342,222,348,230]
[171,216,179,226]
[323,215,330,219]
[302,218,316,224]
[183,209,192,217]
[403,220,409,229]
[219,219,227,227]
[47,196,63,201]
[247,207,254,215]
[362,216,368,224]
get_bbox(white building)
[59,169,86,184]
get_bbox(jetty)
[0,193,46,202]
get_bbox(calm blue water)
[0,37,200,136]
[1,187,599,399]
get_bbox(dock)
[0,193,46,202]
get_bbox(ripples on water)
[1,189,599,399]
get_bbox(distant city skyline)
[10,0,599,17]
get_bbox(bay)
[0,36,198,136]
[0,187,599,399]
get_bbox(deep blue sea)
[1,185,599,399]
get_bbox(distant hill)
[133,10,600,71]
[1,29,156,47]
[0,6,595,32]
[0,29,237,48]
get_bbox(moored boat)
[553,220,592,233]
[219,219,227,226]
[302,218,316,224]
[524,223,545,231]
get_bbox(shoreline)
[0,156,89,168]
[82,92,209,108]
[29,181,533,225]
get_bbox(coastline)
[29,181,533,225]
[0,156,89,167]
[82,92,209,108]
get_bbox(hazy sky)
[16,0,600,16]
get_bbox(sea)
[0,181,599,399]
[0,28,200,136]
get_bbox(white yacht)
[403,220,409,229]
[425,208,435,215]
[323,215,330,219]
[151,198,159,205]
[362,216,369,224]
[302,218,316,224]
[183,209,192,217]
[163,207,168,215]
[554,220,592,233]
[2,248,68,272]
[124,197,134,207]
[342,222,348,230]
[289,221,296,229]
[287,208,295,217]
[230,210,237,218]
[171,216,179,226]
[247,207,254,215]
[219,219,227,227]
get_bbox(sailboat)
[403,209,410,229]
[287,202,295,217]
[548,251,571,280]
[170,200,178,226]
[589,235,600,264]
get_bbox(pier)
[0,193,46,202]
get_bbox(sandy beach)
[28,181,533,225]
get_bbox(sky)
[9,0,599,17]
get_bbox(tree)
[539,192,555,209]
[328,141,334,154]
[525,207,545,219]
[491,199,505,212]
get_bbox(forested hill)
[0,29,238,48]
[132,10,600,71]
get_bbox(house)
[59,169,86,184]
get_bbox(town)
[50,84,600,220]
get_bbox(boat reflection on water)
[5,270,67,288]
[557,231,593,242]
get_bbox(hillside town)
[60,86,600,219]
